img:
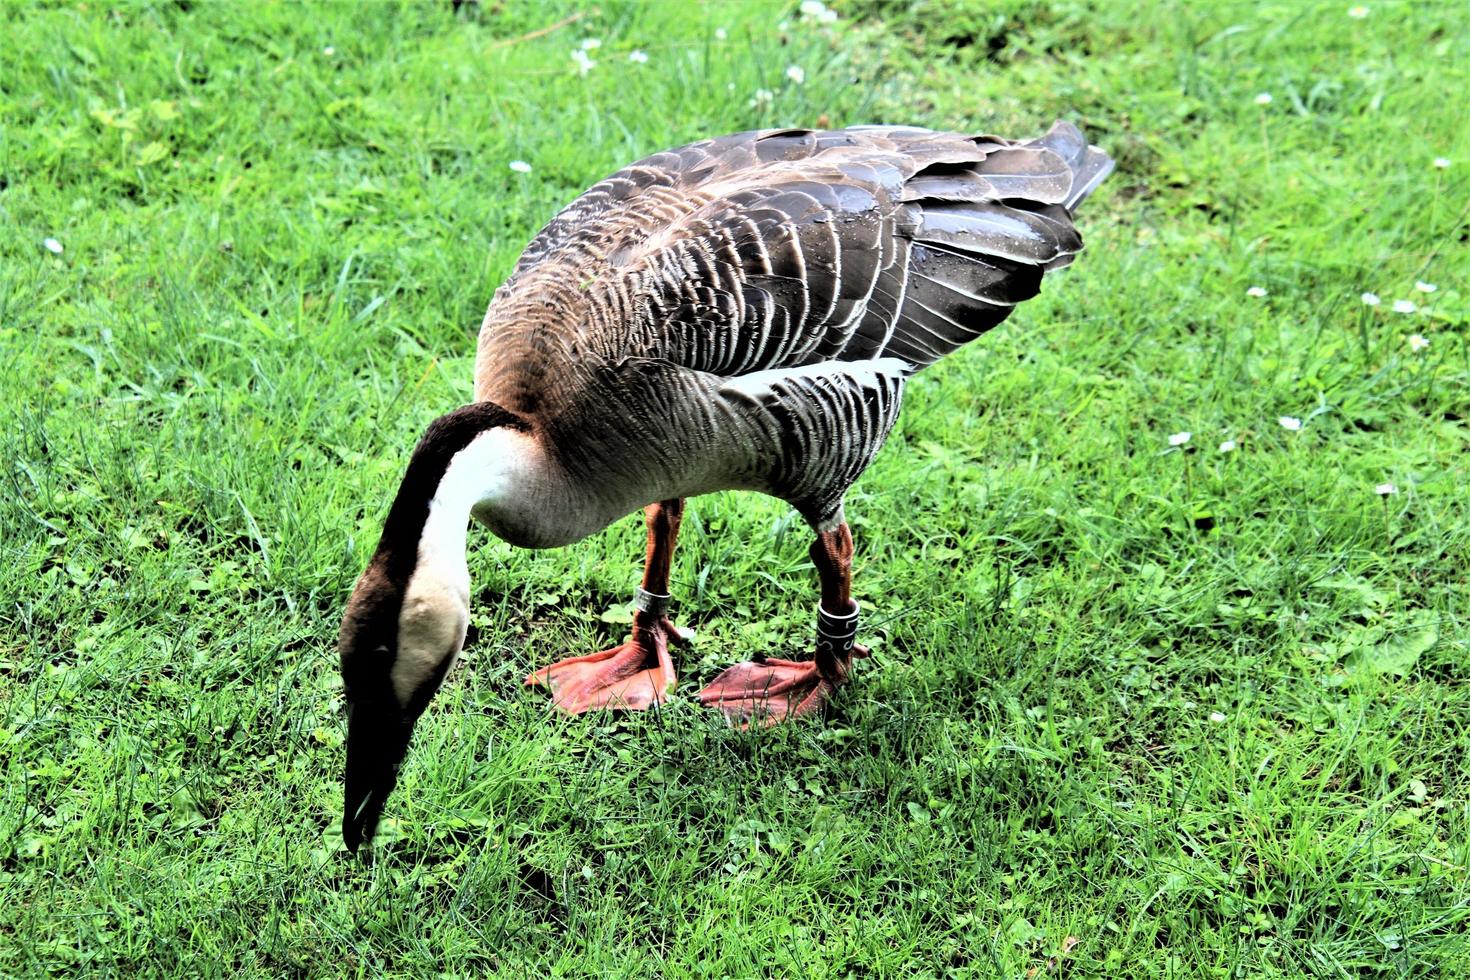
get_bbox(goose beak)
[342,698,413,853]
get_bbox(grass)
[2,0,1468,975]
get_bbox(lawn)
[2,0,1468,975]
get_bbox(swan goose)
[338,121,1113,850]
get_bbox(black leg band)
[815,601,859,661]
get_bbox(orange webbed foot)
[525,615,689,714]
[696,644,867,727]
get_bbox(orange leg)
[697,522,868,726]
[526,499,691,713]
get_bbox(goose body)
[339,122,1112,850]
[470,122,1108,538]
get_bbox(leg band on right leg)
[815,601,859,661]
[633,587,671,617]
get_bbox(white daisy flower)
[580,38,602,50]
[1392,299,1416,314]
[1254,92,1272,105]
[1278,416,1303,431]
[1347,5,1368,17]
[1432,157,1451,169]
[323,45,335,57]
[1360,292,1380,306]
[1414,280,1436,293]
[43,237,64,254]
[1246,285,1267,298]
[786,65,805,85]
[749,88,774,109]
[508,160,532,174]
[571,48,596,75]
[1219,439,1237,453]
[1375,482,1398,496]
[628,50,649,64]
[1209,711,1226,723]
[1168,431,1192,447]
[715,27,728,40]
[1408,333,1429,352]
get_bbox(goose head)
[338,401,531,853]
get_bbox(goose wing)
[578,122,1111,377]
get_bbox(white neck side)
[389,428,527,706]
[456,426,610,549]
[419,446,488,578]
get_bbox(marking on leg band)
[816,601,859,659]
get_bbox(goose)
[338,121,1113,851]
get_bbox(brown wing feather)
[478,122,1112,404]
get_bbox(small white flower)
[1432,157,1451,169]
[1246,285,1268,298]
[785,64,805,85]
[628,50,648,64]
[726,82,735,92]
[1414,280,1437,293]
[580,38,602,50]
[323,45,335,57]
[778,20,790,30]
[508,160,531,174]
[749,88,774,110]
[1392,299,1416,314]
[1254,92,1272,105]
[1219,439,1237,453]
[1209,711,1226,723]
[571,48,596,75]
[1278,416,1303,431]
[1347,5,1368,17]
[1408,333,1429,352]
[1375,482,1398,496]
[43,237,64,254]
[799,0,841,23]
[1360,292,1380,306]
[715,27,728,40]
[1168,431,1192,447]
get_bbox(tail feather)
[1034,120,1114,211]
[848,120,1111,369]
